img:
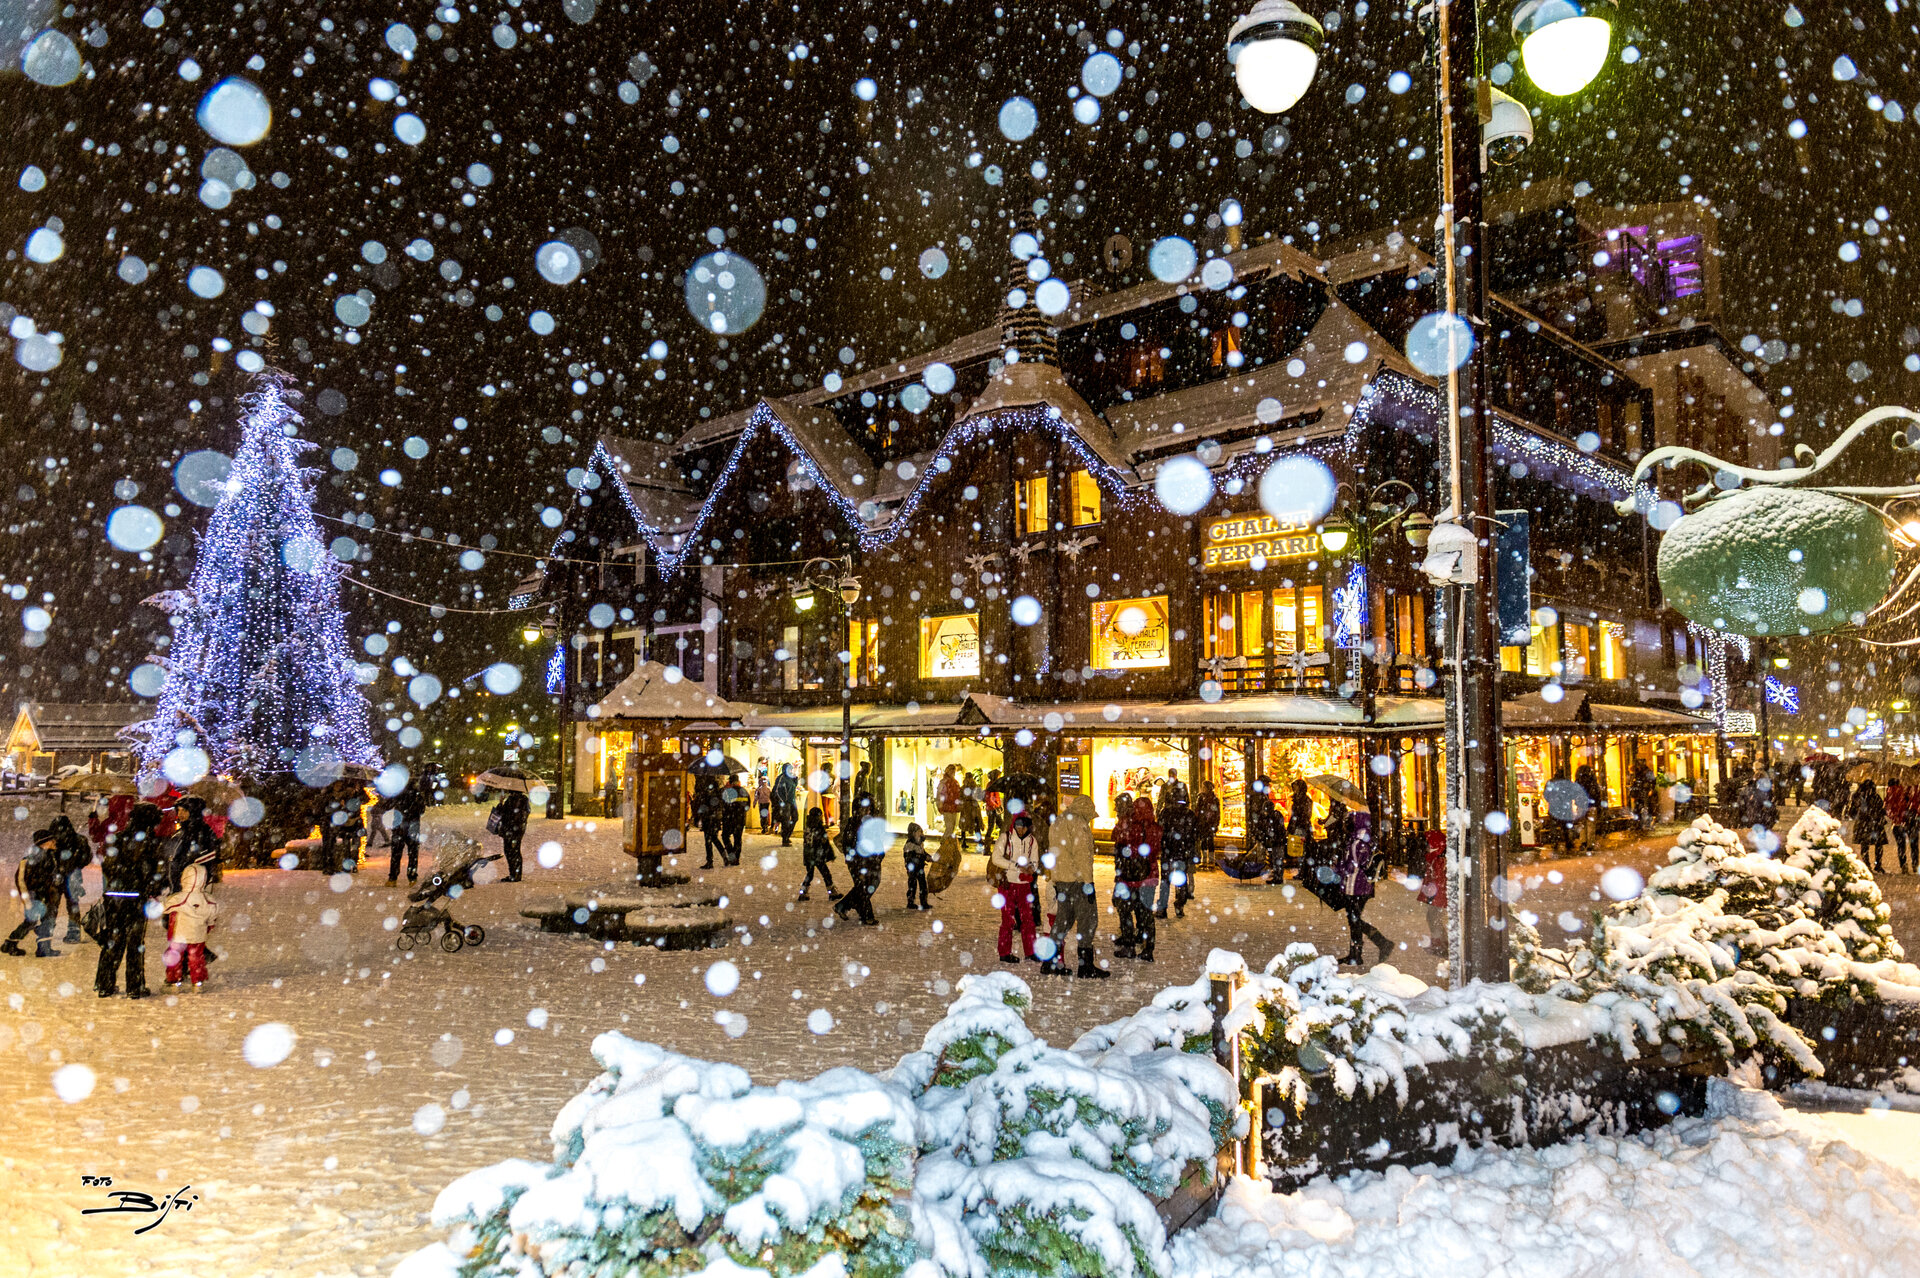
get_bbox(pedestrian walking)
[1630,762,1658,831]
[388,773,428,885]
[96,801,164,999]
[692,777,723,868]
[1111,797,1159,963]
[161,842,218,989]
[490,788,529,880]
[797,808,840,902]
[1155,769,1188,819]
[45,813,91,944]
[833,794,881,926]
[1156,790,1200,919]
[1040,795,1108,978]
[1248,781,1284,883]
[990,812,1041,962]
[720,775,750,866]
[755,773,772,833]
[4,829,66,958]
[1850,779,1890,872]
[1195,779,1221,868]
[983,769,1005,847]
[1287,779,1314,862]
[902,822,931,909]
[1573,761,1604,852]
[1418,828,1448,959]
[772,764,800,846]
[936,764,964,858]
[1337,812,1393,967]
[960,771,985,852]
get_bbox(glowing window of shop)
[1205,591,1269,660]
[1069,469,1102,526]
[1599,620,1628,679]
[1563,621,1592,680]
[1393,591,1427,658]
[919,613,981,678]
[1501,613,1561,675]
[1090,596,1171,670]
[1015,474,1050,536]
[847,618,881,688]
[1271,585,1325,656]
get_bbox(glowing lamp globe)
[1512,0,1614,97]
[1656,487,1896,637]
[1227,0,1323,115]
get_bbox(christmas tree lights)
[131,369,381,783]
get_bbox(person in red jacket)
[1888,778,1912,874]
[1418,829,1448,960]
[1112,797,1160,962]
[936,764,965,858]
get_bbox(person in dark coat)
[494,789,530,881]
[720,775,750,866]
[166,797,220,892]
[388,774,428,885]
[1850,779,1890,872]
[4,829,66,957]
[771,764,800,846]
[1248,781,1284,883]
[692,777,723,868]
[833,793,881,925]
[1156,793,1200,919]
[1195,780,1222,866]
[45,812,92,944]
[1286,779,1314,860]
[902,822,931,910]
[1336,812,1393,967]
[1573,762,1604,852]
[95,802,165,998]
[1111,797,1159,962]
[797,807,840,902]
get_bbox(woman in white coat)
[162,847,219,989]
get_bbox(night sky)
[2,0,1916,767]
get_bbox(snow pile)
[398,970,1237,1278]
[1168,1081,1920,1278]
[1515,815,1920,1075]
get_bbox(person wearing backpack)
[797,807,840,902]
[1111,797,1159,962]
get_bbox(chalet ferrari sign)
[1201,512,1320,571]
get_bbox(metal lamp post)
[797,557,862,821]
[1225,0,1614,986]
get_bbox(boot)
[1341,951,1364,966]
[1112,943,1136,959]
[1136,947,1154,963]
[1374,936,1392,965]
[1,939,24,956]
[63,927,81,944]
[1076,948,1110,979]
[35,941,61,958]
[1039,956,1069,976]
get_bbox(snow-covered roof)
[1504,688,1714,733]
[587,663,753,723]
[9,702,148,752]
[955,360,1138,482]
[739,702,966,734]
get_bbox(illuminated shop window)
[919,613,980,678]
[1090,595,1172,670]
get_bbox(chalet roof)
[9,703,148,753]
[955,360,1138,481]
[1502,689,1714,734]
[593,434,702,537]
[761,397,884,504]
[587,662,753,723]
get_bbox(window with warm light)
[1599,620,1628,680]
[1204,591,1267,660]
[847,618,881,687]
[1271,585,1325,656]
[1069,469,1102,525]
[1563,621,1591,680]
[1090,595,1172,670]
[1015,475,1050,536]
[919,613,981,678]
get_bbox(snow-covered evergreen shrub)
[400,971,1238,1278]
[1781,806,1906,968]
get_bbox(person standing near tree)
[161,842,218,989]
[771,764,800,847]
[95,802,164,998]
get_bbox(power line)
[341,574,541,616]
[315,510,831,573]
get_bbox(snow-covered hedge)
[396,971,1238,1278]
[1513,813,1920,1075]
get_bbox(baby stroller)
[397,841,499,953]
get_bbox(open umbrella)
[187,775,245,806]
[57,769,137,795]
[684,753,750,778]
[476,765,550,793]
[1303,773,1369,812]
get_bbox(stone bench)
[519,898,730,949]
[562,887,722,912]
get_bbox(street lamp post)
[1225,0,1614,986]
[796,558,862,821]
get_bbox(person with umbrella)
[489,785,530,881]
[771,763,800,847]
[1849,777,1890,873]
[691,776,723,868]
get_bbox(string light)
[1686,619,1749,731]
[130,370,381,782]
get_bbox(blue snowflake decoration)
[1764,675,1799,714]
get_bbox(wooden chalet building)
[527,188,1774,854]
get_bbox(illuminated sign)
[919,613,980,679]
[1201,512,1319,571]
[1764,675,1799,714]
[1723,711,1759,737]
[1090,596,1172,670]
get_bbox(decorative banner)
[1090,596,1171,670]
[1201,511,1319,571]
[1723,711,1759,737]
[1332,563,1368,650]
[919,613,980,678]
[1497,509,1532,646]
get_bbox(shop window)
[1563,622,1591,680]
[1015,474,1050,536]
[1271,585,1325,657]
[919,613,981,678]
[1205,591,1267,661]
[1090,595,1172,670]
[779,625,800,691]
[1393,592,1427,658]
[1069,469,1102,525]
[1599,620,1628,679]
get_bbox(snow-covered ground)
[0,802,1914,1277]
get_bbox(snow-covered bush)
[399,971,1237,1278]
[1781,806,1906,968]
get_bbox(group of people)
[6,794,226,998]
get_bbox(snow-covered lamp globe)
[1226,0,1323,115]
[1511,0,1614,97]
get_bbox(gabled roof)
[957,360,1137,481]
[587,662,753,723]
[9,703,147,753]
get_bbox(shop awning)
[1589,702,1717,732]
[1500,689,1714,734]
[739,702,967,735]
[587,663,754,723]
[960,692,1401,734]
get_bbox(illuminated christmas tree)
[133,369,380,786]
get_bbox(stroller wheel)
[395,931,416,952]
[463,925,486,947]
[439,929,465,954]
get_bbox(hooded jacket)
[1048,795,1098,883]
[1114,798,1160,885]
